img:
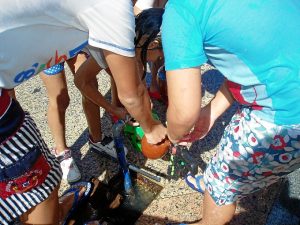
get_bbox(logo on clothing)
[13,41,88,83]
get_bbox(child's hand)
[113,107,128,121]
[180,104,216,142]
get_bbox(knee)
[48,91,70,111]
[58,93,70,111]
[118,82,145,108]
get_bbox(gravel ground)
[15,64,280,225]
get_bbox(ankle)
[55,146,69,154]
[89,135,102,144]
[53,148,70,156]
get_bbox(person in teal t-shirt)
[162,0,300,224]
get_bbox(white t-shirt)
[135,0,156,10]
[0,0,135,89]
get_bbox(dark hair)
[135,8,164,79]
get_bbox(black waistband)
[0,99,25,142]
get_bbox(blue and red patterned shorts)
[204,109,300,205]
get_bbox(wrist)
[107,106,117,115]
[167,135,177,144]
[209,100,221,122]
[140,116,156,133]
[167,128,182,144]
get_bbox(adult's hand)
[180,80,235,142]
[180,103,216,142]
[143,119,167,144]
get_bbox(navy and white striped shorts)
[0,113,62,224]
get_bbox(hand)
[144,120,167,144]
[113,107,128,121]
[180,104,216,142]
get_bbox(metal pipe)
[112,120,133,194]
[112,117,162,192]
[128,164,161,182]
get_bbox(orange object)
[141,136,170,159]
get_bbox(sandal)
[185,173,205,194]
[61,181,94,225]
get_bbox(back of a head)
[135,8,164,46]
[135,8,165,79]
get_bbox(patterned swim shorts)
[43,62,65,75]
[204,108,300,205]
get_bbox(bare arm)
[74,57,127,118]
[103,50,166,143]
[210,80,235,121]
[180,79,235,142]
[166,67,202,143]
[167,67,235,144]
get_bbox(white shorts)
[81,0,136,61]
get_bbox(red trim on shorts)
[0,89,11,117]
[0,153,51,199]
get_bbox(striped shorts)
[0,113,62,224]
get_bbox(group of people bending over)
[1,0,300,225]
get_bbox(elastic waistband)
[0,99,24,142]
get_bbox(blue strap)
[62,182,93,225]
[195,175,204,192]
[185,173,204,193]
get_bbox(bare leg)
[20,186,60,225]
[196,191,236,225]
[185,175,236,225]
[68,53,105,143]
[41,53,88,151]
[110,73,122,108]
[40,71,69,153]
[72,56,103,143]
[82,89,102,143]
[66,52,88,75]
[20,184,88,225]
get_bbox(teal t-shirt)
[162,0,300,125]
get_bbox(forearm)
[103,51,156,132]
[74,57,117,114]
[76,78,117,114]
[119,81,154,132]
[166,68,202,143]
[210,80,235,120]
[167,105,200,143]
